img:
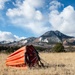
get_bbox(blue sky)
[0,0,75,41]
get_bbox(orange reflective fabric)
[6,46,26,68]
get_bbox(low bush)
[52,43,65,52]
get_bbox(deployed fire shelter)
[6,45,42,68]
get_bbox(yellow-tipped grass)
[0,52,75,75]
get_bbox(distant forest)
[0,46,21,53]
[0,45,48,53]
[0,44,75,53]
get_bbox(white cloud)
[6,0,49,36]
[6,0,75,36]
[26,0,44,8]
[0,0,8,9]
[35,11,44,21]
[26,22,49,34]
[6,0,44,19]
[0,31,26,42]
[49,0,75,36]
[49,0,64,10]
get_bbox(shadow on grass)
[29,63,66,69]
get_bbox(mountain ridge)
[36,30,73,44]
[0,30,74,46]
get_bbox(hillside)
[0,30,74,46]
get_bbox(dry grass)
[0,52,75,75]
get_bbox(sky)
[0,0,75,41]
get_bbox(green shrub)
[52,43,65,52]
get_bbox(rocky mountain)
[63,38,75,45]
[41,30,73,39]
[0,30,74,46]
[0,37,37,46]
[33,30,73,44]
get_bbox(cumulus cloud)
[25,0,44,8]
[0,31,26,42]
[0,0,8,9]
[6,0,45,19]
[6,0,50,36]
[6,0,75,36]
[49,0,64,10]
[26,22,49,34]
[49,0,75,36]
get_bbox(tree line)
[0,46,20,53]
[0,43,67,53]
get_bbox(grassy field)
[0,52,75,75]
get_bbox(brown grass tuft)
[0,52,75,75]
